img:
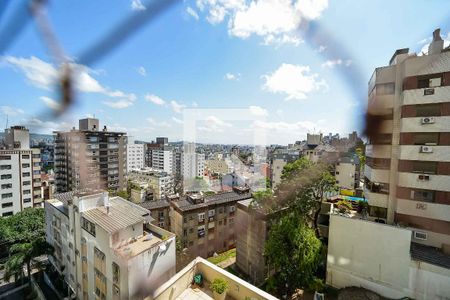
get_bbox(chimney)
[428,28,444,55]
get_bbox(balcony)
[396,198,450,222]
[403,85,450,105]
[152,257,277,300]
[364,187,388,208]
[398,172,450,192]
[365,144,392,159]
[399,145,450,162]
[364,165,390,183]
[401,116,450,133]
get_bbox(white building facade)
[126,144,144,172]
[45,191,176,300]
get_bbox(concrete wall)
[327,214,450,299]
[335,162,356,189]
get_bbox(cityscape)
[0,1,449,300]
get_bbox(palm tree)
[4,237,54,286]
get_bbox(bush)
[210,278,228,294]
[357,200,368,213]
[307,277,325,292]
[336,200,352,214]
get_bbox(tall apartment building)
[54,118,127,193]
[365,29,450,247]
[169,188,252,261]
[45,191,176,300]
[152,147,173,174]
[0,126,42,216]
[182,143,205,191]
[326,29,450,299]
[126,143,144,172]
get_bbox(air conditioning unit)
[414,231,427,241]
[418,174,430,181]
[421,117,435,124]
[420,146,433,153]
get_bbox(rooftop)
[139,200,170,210]
[410,242,450,269]
[82,205,144,234]
[113,226,168,258]
[172,191,252,212]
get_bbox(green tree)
[0,208,53,285]
[276,158,336,237]
[265,214,322,295]
[4,237,54,285]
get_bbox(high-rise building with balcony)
[365,29,450,249]
[0,126,42,216]
[326,29,450,300]
[54,118,127,193]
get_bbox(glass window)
[415,104,441,117]
[413,133,439,145]
[376,82,395,95]
[112,262,120,284]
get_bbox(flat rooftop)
[172,191,252,212]
[114,229,164,258]
[411,242,450,269]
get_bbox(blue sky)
[0,0,449,144]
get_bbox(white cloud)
[196,0,328,45]
[1,106,24,116]
[145,94,166,106]
[318,45,326,52]
[321,59,352,68]
[198,115,232,133]
[192,101,199,107]
[3,56,136,109]
[224,72,241,80]
[103,99,134,109]
[26,117,72,133]
[137,66,147,76]
[147,118,171,128]
[252,119,317,131]
[40,96,61,110]
[131,0,146,11]
[172,117,183,124]
[249,105,268,116]
[262,63,326,100]
[170,100,186,114]
[186,6,199,20]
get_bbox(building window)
[2,212,13,217]
[1,202,13,208]
[376,82,395,95]
[1,174,12,180]
[208,209,215,217]
[0,156,11,160]
[415,104,441,117]
[23,190,31,195]
[0,165,11,170]
[369,206,387,219]
[413,133,439,145]
[1,184,12,189]
[412,190,435,202]
[23,181,31,186]
[22,172,30,177]
[2,193,13,199]
[81,217,96,236]
[412,161,437,174]
[22,155,30,159]
[23,198,31,203]
[198,225,206,238]
[94,268,107,300]
[112,262,120,284]
[198,213,205,222]
[229,206,236,213]
[22,163,30,168]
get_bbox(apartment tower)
[365,28,450,249]
[54,118,127,193]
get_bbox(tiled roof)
[410,242,450,269]
[83,205,143,234]
[172,191,252,212]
